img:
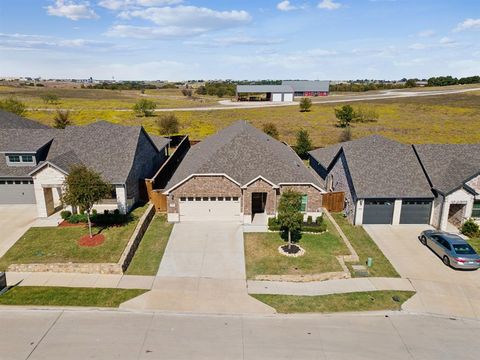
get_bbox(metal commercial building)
[236,85,294,102]
[282,80,330,97]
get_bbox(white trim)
[242,175,278,189]
[163,173,241,194]
[28,161,69,176]
[278,182,326,193]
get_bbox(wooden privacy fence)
[322,192,345,212]
[144,135,190,213]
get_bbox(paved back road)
[1,309,479,360]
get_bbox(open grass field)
[251,290,415,313]
[0,286,146,308]
[0,204,148,270]
[244,217,349,279]
[1,85,479,146]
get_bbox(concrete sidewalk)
[248,277,415,296]
[6,272,155,290]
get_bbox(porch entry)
[448,203,466,228]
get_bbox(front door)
[252,192,267,215]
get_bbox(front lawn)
[469,237,480,253]
[0,286,146,307]
[331,213,400,278]
[125,215,173,275]
[244,217,349,279]
[252,291,415,313]
[0,204,148,270]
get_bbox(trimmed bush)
[268,217,282,231]
[268,216,326,233]
[302,223,327,233]
[315,215,324,226]
[60,210,72,220]
[307,216,313,225]
[461,219,479,238]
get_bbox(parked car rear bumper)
[450,261,480,270]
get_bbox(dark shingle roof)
[309,135,433,199]
[0,129,56,153]
[38,121,155,183]
[0,110,50,129]
[150,135,170,151]
[309,143,342,169]
[414,144,480,195]
[165,121,322,191]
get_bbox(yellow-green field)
[2,85,480,146]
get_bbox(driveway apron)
[364,225,480,319]
[121,222,274,314]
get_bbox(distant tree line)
[427,75,480,87]
[329,82,406,92]
[196,82,236,98]
[88,81,159,91]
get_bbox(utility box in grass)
[0,272,6,290]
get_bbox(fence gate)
[322,192,345,212]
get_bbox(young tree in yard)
[295,129,312,159]
[62,165,112,238]
[277,190,303,250]
[334,105,354,128]
[0,97,26,116]
[158,113,180,135]
[53,110,71,129]
[262,122,279,139]
[299,97,312,112]
[133,99,156,117]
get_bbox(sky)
[0,0,479,81]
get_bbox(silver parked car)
[419,230,480,270]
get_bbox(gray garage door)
[0,180,36,204]
[400,200,432,224]
[363,199,394,224]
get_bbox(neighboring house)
[282,80,330,97]
[413,144,480,230]
[308,135,434,226]
[0,114,169,217]
[163,121,325,224]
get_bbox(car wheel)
[420,235,427,245]
[443,256,450,267]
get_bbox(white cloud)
[185,36,284,47]
[46,0,99,20]
[108,5,251,38]
[454,18,480,32]
[0,32,108,50]
[98,0,182,10]
[439,36,454,45]
[418,29,435,37]
[277,1,297,11]
[318,0,341,10]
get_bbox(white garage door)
[272,93,283,102]
[179,196,241,222]
[283,93,293,102]
[0,180,36,204]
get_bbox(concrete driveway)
[364,225,480,319]
[121,222,274,314]
[0,204,37,258]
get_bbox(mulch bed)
[280,244,302,254]
[59,221,86,228]
[78,234,106,247]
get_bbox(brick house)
[163,121,325,224]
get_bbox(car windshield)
[452,244,477,255]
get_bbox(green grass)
[331,213,400,278]
[125,215,173,275]
[469,237,480,253]
[0,204,148,271]
[244,217,349,279]
[252,291,415,313]
[0,287,146,307]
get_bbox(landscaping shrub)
[268,216,326,233]
[302,223,327,233]
[60,210,72,220]
[68,214,88,224]
[268,217,282,231]
[307,216,313,225]
[461,219,480,238]
[315,215,324,226]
